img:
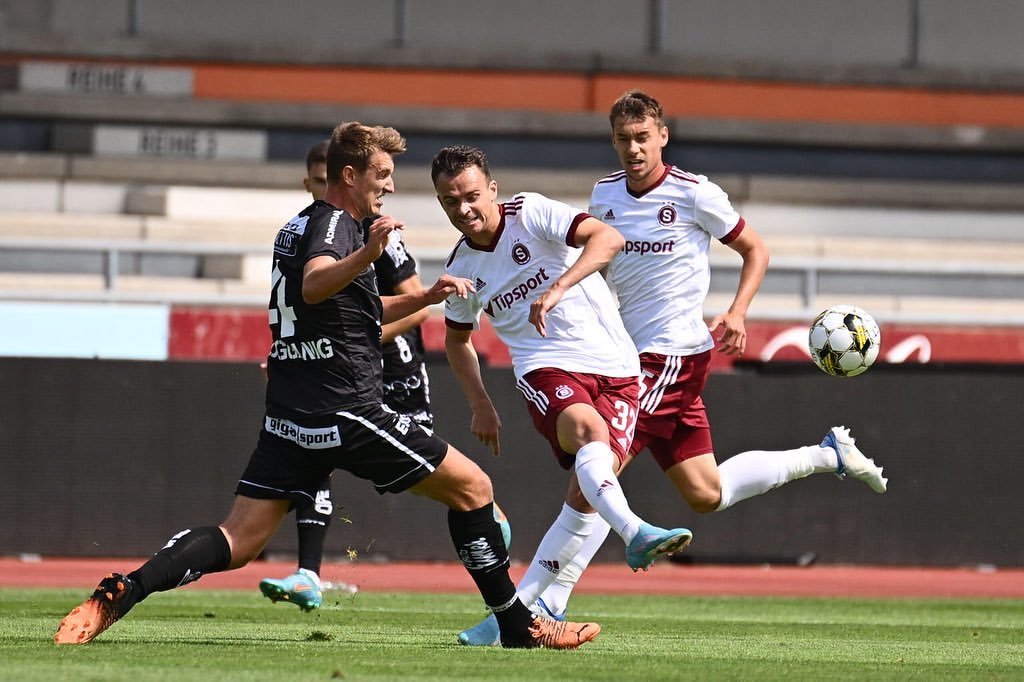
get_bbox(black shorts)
[236,402,449,505]
[383,364,433,428]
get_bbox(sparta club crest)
[511,241,531,265]
[658,205,677,226]
[554,385,575,399]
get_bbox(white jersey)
[445,191,639,381]
[589,165,745,356]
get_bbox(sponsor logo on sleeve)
[325,211,341,244]
[385,232,410,266]
[274,215,309,256]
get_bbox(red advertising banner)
[168,307,271,361]
[717,320,1024,371]
[168,307,1024,368]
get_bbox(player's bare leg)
[220,497,292,567]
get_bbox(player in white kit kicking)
[433,144,693,626]
[458,91,889,645]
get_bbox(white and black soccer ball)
[808,305,881,377]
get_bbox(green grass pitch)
[4,588,1023,681]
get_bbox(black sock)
[295,481,332,575]
[127,526,231,601]
[448,504,533,642]
[296,509,329,575]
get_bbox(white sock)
[515,504,599,608]
[574,441,642,543]
[536,517,610,618]
[716,445,838,511]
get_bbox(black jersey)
[266,200,384,417]
[374,232,427,383]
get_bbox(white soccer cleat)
[821,426,887,493]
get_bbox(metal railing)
[1,238,1022,325]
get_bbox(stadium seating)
[1,2,1023,327]
[2,151,1023,322]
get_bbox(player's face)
[349,150,396,220]
[434,165,500,245]
[611,115,668,190]
[303,161,327,201]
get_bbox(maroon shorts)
[517,368,638,470]
[630,350,715,471]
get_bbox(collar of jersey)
[627,164,673,199]
[463,205,505,252]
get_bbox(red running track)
[2,557,1023,599]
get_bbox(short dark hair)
[430,145,492,185]
[305,140,328,171]
[327,122,406,183]
[609,90,664,128]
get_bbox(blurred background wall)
[3,357,1022,567]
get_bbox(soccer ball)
[808,305,881,377]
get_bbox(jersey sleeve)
[519,192,587,246]
[300,208,360,263]
[443,246,481,329]
[587,181,606,218]
[444,293,480,330]
[693,178,743,242]
[374,232,418,292]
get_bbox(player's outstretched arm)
[445,326,502,456]
[382,274,473,324]
[380,274,430,341]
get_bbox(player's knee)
[686,488,722,514]
[442,480,491,512]
[556,405,608,452]
[426,447,493,510]
[463,471,493,509]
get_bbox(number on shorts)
[313,488,333,516]
[610,399,637,437]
